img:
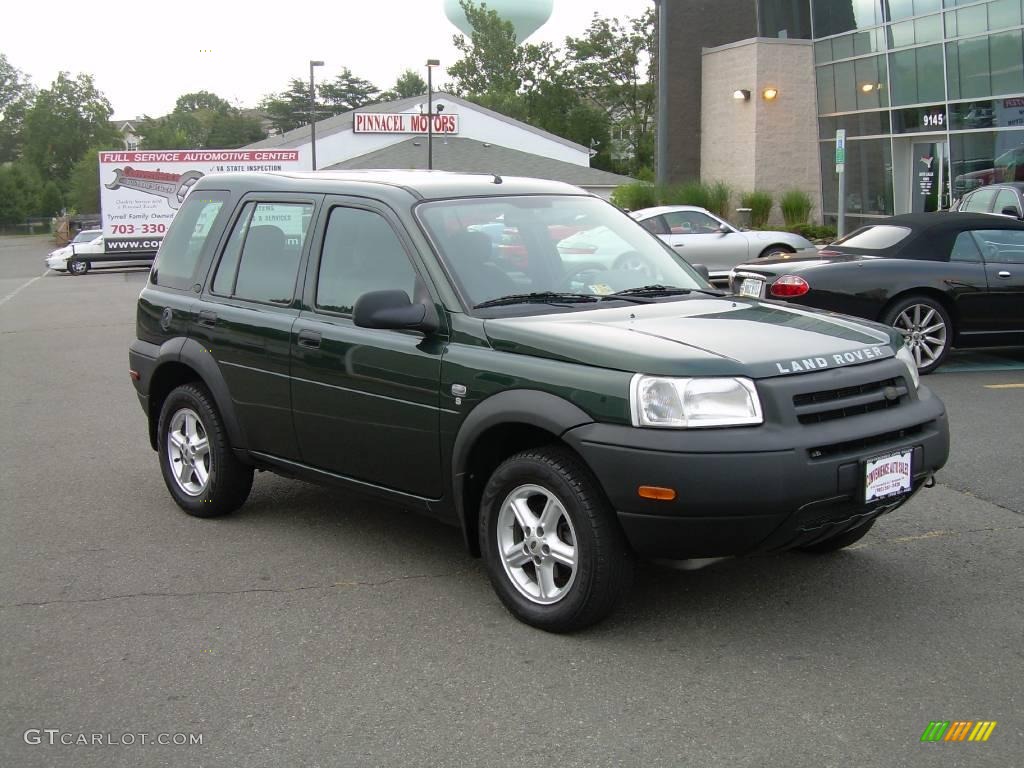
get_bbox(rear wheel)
[480,446,633,632]
[882,295,952,375]
[157,383,253,517]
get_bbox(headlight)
[895,346,920,390]
[630,375,763,428]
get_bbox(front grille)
[808,424,925,460]
[793,377,908,425]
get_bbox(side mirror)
[717,223,731,235]
[353,290,439,334]
[1000,206,1022,219]
[691,263,711,282]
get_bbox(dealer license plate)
[864,449,913,503]
[738,278,763,298]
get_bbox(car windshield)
[73,231,100,243]
[417,195,707,310]
[833,225,911,250]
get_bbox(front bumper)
[563,360,950,559]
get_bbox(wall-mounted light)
[860,82,875,93]
[733,89,751,101]
[762,87,779,101]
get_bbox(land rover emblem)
[160,307,173,331]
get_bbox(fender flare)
[174,338,247,450]
[450,389,594,550]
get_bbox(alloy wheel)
[496,484,578,605]
[893,303,947,369]
[166,407,212,496]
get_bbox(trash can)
[735,207,752,229]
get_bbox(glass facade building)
[760,0,1024,227]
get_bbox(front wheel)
[157,383,253,517]
[68,258,89,276]
[480,446,633,632]
[882,295,952,375]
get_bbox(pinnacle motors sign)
[353,112,460,135]
[97,150,303,252]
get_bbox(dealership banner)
[353,112,459,135]
[97,150,303,252]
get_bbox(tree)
[0,163,43,225]
[39,180,64,217]
[204,111,266,148]
[565,9,656,175]
[0,54,36,163]
[318,68,380,113]
[381,69,427,101]
[260,78,313,135]
[447,1,524,98]
[68,150,104,213]
[138,112,203,149]
[174,91,232,114]
[138,92,265,149]
[22,72,119,183]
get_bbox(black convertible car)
[729,213,1024,373]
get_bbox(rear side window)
[995,189,1022,218]
[962,188,997,213]
[833,225,912,250]
[972,229,1024,264]
[212,202,313,304]
[316,207,417,315]
[662,210,721,234]
[950,231,982,262]
[152,191,228,289]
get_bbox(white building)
[244,92,633,199]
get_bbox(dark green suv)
[129,171,949,631]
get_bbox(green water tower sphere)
[444,0,554,43]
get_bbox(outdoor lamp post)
[426,59,440,170]
[309,59,324,171]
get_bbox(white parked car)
[46,229,105,274]
[629,206,818,283]
[45,229,153,275]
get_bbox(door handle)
[673,243,685,248]
[997,270,1011,278]
[197,310,217,327]
[297,329,322,349]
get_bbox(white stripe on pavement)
[0,271,48,309]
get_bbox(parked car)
[951,182,1024,221]
[129,171,948,631]
[629,205,818,282]
[45,228,155,275]
[46,229,104,273]
[729,213,1024,373]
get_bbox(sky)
[2,0,653,119]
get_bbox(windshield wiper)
[474,291,601,309]
[612,284,725,298]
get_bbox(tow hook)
[924,475,936,489]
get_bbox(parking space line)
[984,383,1024,389]
[0,271,48,309]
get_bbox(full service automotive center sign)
[352,112,459,134]
[97,150,303,252]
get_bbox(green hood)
[483,298,901,379]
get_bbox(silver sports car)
[629,205,817,282]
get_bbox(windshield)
[417,195,707,310]
[73,230,100,243]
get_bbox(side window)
[663,210,720,234]
[949,231,982,262]
[212,202,313,304]
[639,215,670,235]
[316,207,417,315]
[152,192,227,288]
[971,229,1024,264]
[962,188,997,213]
[995,189,1022,218]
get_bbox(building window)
[758,0,813,38]
[889,44,945,105]
[947,29,1024,99]
[950,130,1024,197]
[812,0,883,38]
[820,136,894,217]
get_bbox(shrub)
[610,181,657,212]
[780,189,814,226]
[740,190,773,228]
[706,180,733,219]
[789,223,837,242]
[659,180,710,209]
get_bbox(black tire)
[881,295,952,375]
[157,383,253,518]
[799,520,875,553]
[760,246,794,259]
[479,445,633,632]
[68,258,89,276]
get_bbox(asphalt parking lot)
[1,234,1021,767]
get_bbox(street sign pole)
[835,129,846,238]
